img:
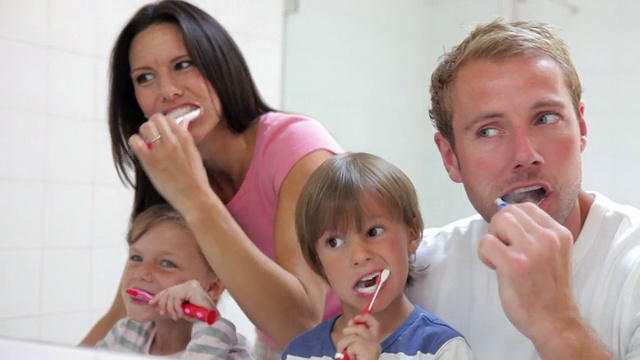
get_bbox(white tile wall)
[47,51,96,119]
[42,249,92,314]
[0,182,46,249]
[0,110,47,180]
[0,39,48,112]
[48,0,99,55]
[0,317,41,340]
[40,312,96,344]
[89,248,126,309]
[0,250,42,318]
[44,184,94,247]
[91,186,133,247]
[45,117,95,183]
[0,0,284,349]
[0,0,48,45]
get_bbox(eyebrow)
[130,54,190,74]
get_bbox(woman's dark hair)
[108,0,274,220]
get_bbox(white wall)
[0,0,283,346]
[284,0,640,228]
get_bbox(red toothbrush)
[335,268,390,360]
[126,288,218,325]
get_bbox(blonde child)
[285,152,473,360]
[96,204,253,359]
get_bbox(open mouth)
[501,185,547,205]
[126,288,154,302]
[354,271,381,295]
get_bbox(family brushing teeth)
[79,0,640,359]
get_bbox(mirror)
[1,0,638,354]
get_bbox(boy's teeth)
[355,272,380,294]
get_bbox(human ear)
[578,102,588,152]
[204,276,225,303]
[434,132,462,183]
[407,224,421,254]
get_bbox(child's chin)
[128,311,158,324]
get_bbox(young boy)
[96,204,253,359]
[285,152,473,359]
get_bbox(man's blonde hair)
[430,18,582,147]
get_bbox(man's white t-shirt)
[406,192,640,360]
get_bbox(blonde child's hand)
[335,314,381,360]
[149,279,215,321]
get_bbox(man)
[406,19,640,359]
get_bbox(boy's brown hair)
[296,152,423,285]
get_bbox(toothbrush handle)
[182,303,218,325]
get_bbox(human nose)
[351,240,373,267]
[132,262,154,282]
[158,75,182,101]
[511,127,543,169]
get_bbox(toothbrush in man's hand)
[335,269,390,360]
[126,288,218,325]
[495,197,509,211]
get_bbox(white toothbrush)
[173,108,201,124]
[335,269,390,360]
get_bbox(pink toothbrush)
[335,268,390,360]
[126,288,218,325]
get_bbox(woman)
[81,1,343,358]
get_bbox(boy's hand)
[336,314,381,360]
[149,279,215,321]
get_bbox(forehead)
[450,56,570,125]
[132,221,197,253]
[129,23,186,64]
[323,193,397,233]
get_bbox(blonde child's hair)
[127,204,212,273]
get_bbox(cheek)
[134,87,154,115]
[457,150,498,182]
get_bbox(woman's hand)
[128,113,214,214]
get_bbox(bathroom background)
[0,0,638,348]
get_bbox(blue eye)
[366,227,384,237]
[327,237,344,249]
[478,127,499,138]
[160,259,177,268]
[536,113,560,125]
[129,254,142,262]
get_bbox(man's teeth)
[502,186,545,204]
[511,185,542,194]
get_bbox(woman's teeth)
[166,107,201,124]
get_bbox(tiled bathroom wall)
[0,0,284,345]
